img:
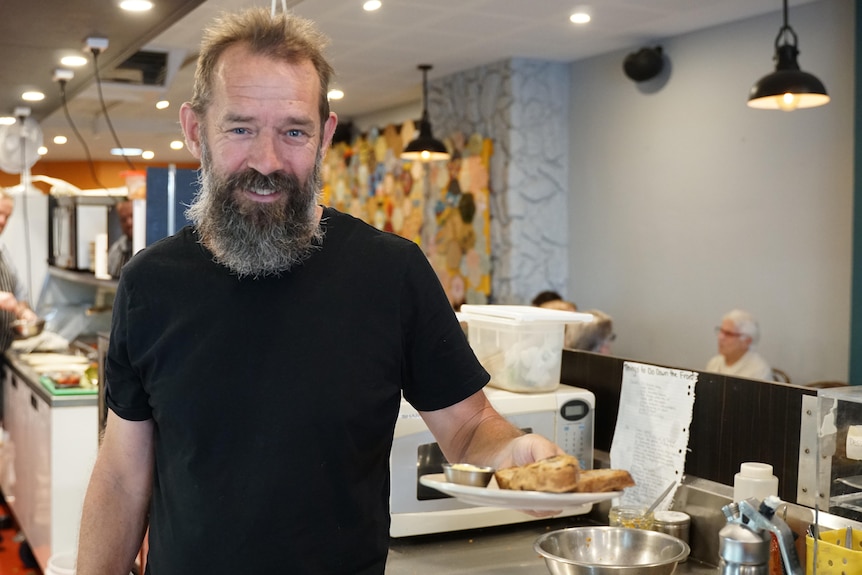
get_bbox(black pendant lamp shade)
[401,64,450,162]
[747,0,829,111]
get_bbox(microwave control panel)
[556,394,594,470]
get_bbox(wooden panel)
[561,350,815,503]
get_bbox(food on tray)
[47,371,81,387]
[494,454,635,494]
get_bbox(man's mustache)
[224,169,302,194]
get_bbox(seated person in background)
[706,309,772,380]
[539,298,578,313]
[533,290,579,312]
[108,200,134,278]
[564,309,614,353]
[531,290,565,307]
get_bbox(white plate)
[21,353,90,366]
[419,473,621,511]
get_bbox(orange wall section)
[0,160,200,193]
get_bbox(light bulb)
[777,92,799,112]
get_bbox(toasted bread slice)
[494,454,581,493]
[573,468,636,493]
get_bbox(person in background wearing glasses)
[564,309,615,354]
[705,309,772,380]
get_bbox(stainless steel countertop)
[386,516,718,574]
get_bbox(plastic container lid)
[739,462,775,479]
[459,304,594,325]
[654,510,691,525]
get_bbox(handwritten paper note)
[610,361,697,509]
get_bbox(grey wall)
[566,0,854,385]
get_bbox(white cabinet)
[1,366,98,571]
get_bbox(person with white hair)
[705,309,772,380]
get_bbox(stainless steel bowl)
[534,526,690,575]
[11,318,45,339]
[442,463,495,487]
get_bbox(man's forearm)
[76,464,150,575]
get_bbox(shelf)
[47,266,118,290]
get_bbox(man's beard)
[186,139,324,279]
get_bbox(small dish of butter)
[442,463,495,487]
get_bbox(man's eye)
[287,129,304,137]
[231,127,249,135]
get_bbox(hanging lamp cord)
[271,0,288,16]
[419,64,432,121]
[17,118,34,308]
[774,0,798,49]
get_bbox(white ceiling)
[32,0,823,165]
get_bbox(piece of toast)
[494,454,581,493]
[573,468,636,493]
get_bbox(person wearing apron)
[0,190,37,354]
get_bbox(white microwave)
[390,383,595,537]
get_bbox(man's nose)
[247,134,284,175]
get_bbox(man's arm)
[0,291,36,321]
[76,411,155,575]
[419,389,563,470]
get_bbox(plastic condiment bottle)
[733,462,779,502]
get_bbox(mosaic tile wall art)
[321,124,492,308]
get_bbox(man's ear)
[179,103,203,160]
[320,112,338,156]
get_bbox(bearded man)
[75,8,563,575]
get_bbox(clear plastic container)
[460,305,593,393]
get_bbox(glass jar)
[608,505,655,530]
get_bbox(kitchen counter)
[4,348,98,407]
[386,515,718,574]
[1,347,100,570]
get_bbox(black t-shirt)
[106,207,489,574]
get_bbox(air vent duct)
[106,50,169,86]
[93,47,187,96]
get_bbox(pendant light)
[747,0,829,111]
[401,64,450,162]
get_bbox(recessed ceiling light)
[155,100,170,110]
[61,55,88,67]
[327,88,344,101]
[170,140,185,150]
[21,91,45,102]
[38,146,48,156]
[53,135,68,145]
[0,117,16,126]
[363,1,382,12]
[570,11,591,25]
[119,0,153,11]
[142,150,155,160]
[111,147,143,157]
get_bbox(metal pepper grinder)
[718,497,802,575]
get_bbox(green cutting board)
[39,375,98,396]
